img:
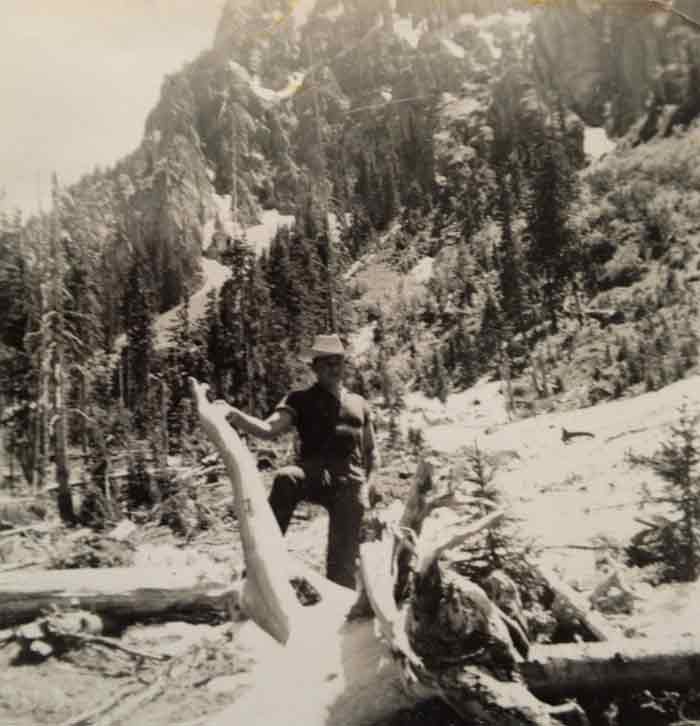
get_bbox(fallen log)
[523,637,700,699]
[0,566,232,628]
[0,523,56,540]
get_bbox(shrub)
[599,245,647,289]
[627,408,700,582]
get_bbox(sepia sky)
[0,0,225,217]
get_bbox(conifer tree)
[122,251,155,437]
[628,409,700,582]
[429,348,450,404]
[165,288,197,449]
[203,288,226,398]
[478,292,503,369]
[452,320,478,388]
[523,124,578,333]
[495,166,525,333]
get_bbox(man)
[224,334,379,589]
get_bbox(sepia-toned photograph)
[1,1,700,724]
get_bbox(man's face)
[313,355,345,386]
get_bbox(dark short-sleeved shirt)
[275,383,371,484]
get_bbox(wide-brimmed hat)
[300,334,347,363]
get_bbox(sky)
[0,0,226,217]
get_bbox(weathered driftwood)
[189,379,301,644]
[0,566,232,628]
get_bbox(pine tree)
[628,409,700,582]
[203,288,226,398]
[430,348,450,404]
[495,166,525,333]
[165,288,196,450]
[457,443,531,580]
[122,251,155,436]
[453,320,478,388]
[477,293,502,369]
[523,124,578,333]
[0,213,35,485]
[380,151,401,228]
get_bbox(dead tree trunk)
[53,355,76,524]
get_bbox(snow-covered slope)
[152,257,231,348]
[415,374,700,590]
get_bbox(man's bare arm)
[363,417,380,480]
[228,405,294,440]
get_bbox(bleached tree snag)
[533,565,619,642]
[415,509,506,576]
[398,457,438,534]
[0,566,233,628]
[189,377,302,644]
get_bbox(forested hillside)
[1,0,700,520]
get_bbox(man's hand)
[368,482,382,508]
[209,399,242,428]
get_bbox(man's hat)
[300,334,347,363]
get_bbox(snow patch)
[292,0,318,29]
[441,38,465,58]
[441,93,482,120]
[250,71,305,103]
[150,257,232,349]
[457,10,529,31]
[584,126,616,160]
[348,322,376,358]
[402,379,510,448]
[394,16,423,48]
[125,622,233,659]
[409,256,434,284]
[228,60,251,81]
[245,209,296,255]
[321,2,344,21]
[478,30,501,59]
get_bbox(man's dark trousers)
[269,463,366,589]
